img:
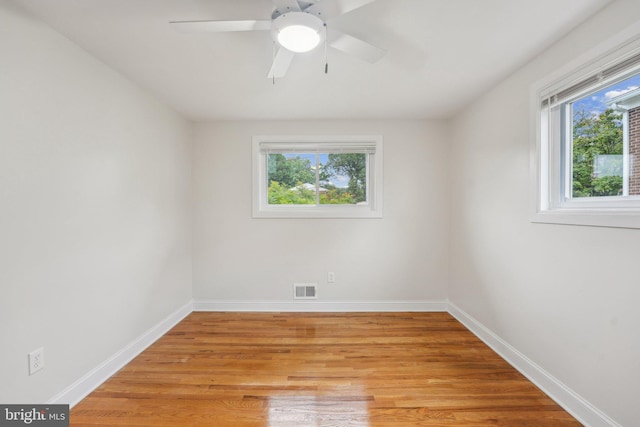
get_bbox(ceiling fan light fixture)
[278,25,320,53]
[272,12,325,53]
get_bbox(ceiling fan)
[170,0,386,79]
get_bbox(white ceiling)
[15,0,610,121]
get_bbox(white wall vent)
[293,283,317,300]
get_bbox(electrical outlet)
[28,347,44,375]
[327,272,336,283]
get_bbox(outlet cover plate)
[28,347,44,375]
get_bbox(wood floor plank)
[70,312,582,426]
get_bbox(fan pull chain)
[324,23,328,74]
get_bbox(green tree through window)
[323,153,366,204]
[572,108,623,197]
[267,154,315,188]
[267,153,367,205]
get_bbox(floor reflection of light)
[266,387,371,426]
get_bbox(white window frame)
[252,135,383,218]
[531,24,640,229]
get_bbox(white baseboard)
[48,301,193,408]
[193,299,448,312]
[447,302,619,427]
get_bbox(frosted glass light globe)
[278,24,321,53]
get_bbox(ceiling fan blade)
[306,0,376,20]
[170,20,272,33]
[328,28,385,63]
[271,0,302,13]
[268,47,296,79]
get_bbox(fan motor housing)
[271,1,316,19]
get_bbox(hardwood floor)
[71,312,582,426]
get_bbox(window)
[532,31,640,228]
[252,135,383,218]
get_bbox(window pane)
[570,73,640,198]
[267,153,316,205]
[319,153,367,205]
[253,136,382,218]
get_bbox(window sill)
[253,204,383,219]
[531,209,640,229]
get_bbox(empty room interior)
[2,0,640,425]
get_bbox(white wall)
[0,1,192,403]
[448,1,640,426]
[193,120,448,305]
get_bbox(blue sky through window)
[572,73,640,116]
